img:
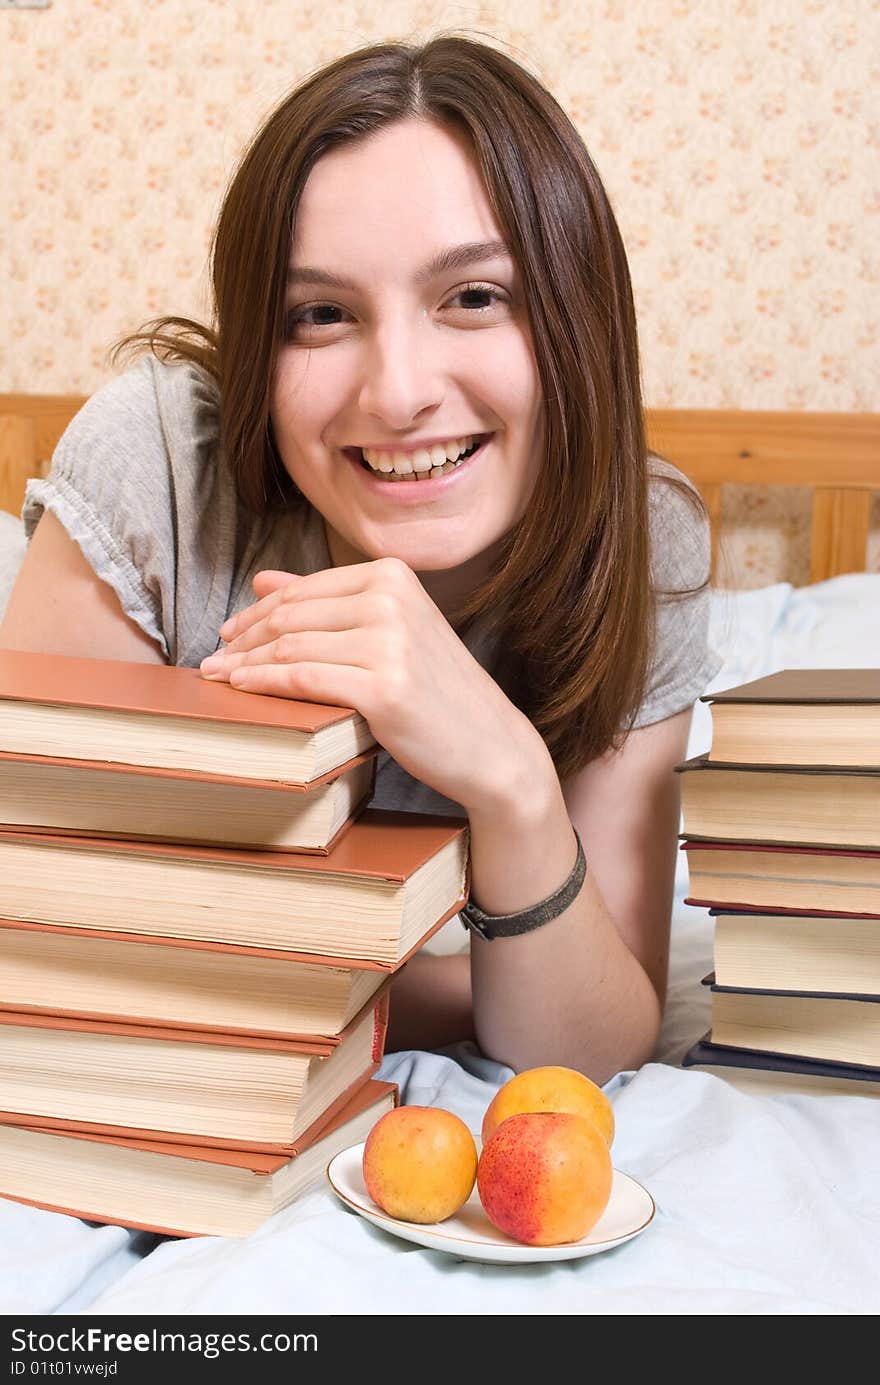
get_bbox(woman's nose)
[357,315,444,429]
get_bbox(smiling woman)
[1,34,721,1083]
[271,119,544,580]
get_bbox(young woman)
[1,36,720,1084]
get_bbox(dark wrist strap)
[460,830,586,941]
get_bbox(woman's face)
[271,117,545,575]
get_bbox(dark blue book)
[682,1032,880,1096]
[698,975,880,1068]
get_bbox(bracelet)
[460,830,587,941]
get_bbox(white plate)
[326,1142,655,1264]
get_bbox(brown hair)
[113,33,708,779]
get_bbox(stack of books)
[0,649,469,1235]
[676,668,880,1098]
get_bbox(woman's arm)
[204,557,694,1082]
[0,512,166,663]
[467,706,692,1083]
[385,708,691,1079]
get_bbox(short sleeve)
[21,356,242,666]
[23,358,177,658]
[630,459,724,728]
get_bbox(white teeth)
[361,434,480,474]
[446,436,467,462]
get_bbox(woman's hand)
[200,558,551,816]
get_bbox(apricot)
[481,1064,615,1148]
[362,1105,478,1224]
[477,1110,613,1246]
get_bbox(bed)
[0,397,878,1316]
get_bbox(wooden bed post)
[0,414,37,521]
[809,489,873,585]
[646,408,879,584]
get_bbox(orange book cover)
[0,646,364,733]
[0,647,377,787]
[0,990,390,1152]
[0,949,392,1044]
[0,986,390,1060]
[0,807,469,882]
[0,1078,399,1238]
[0,905,462,985]
[0,745,378,796]
[0,747,374,853]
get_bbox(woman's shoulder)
[51,354,220,475]
[627,455,721,728]
[645,452,711,594]
[22,354,250,666]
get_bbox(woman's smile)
[341,432,496,500]
[270,118,545,575]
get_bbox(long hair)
[113,34,708,778]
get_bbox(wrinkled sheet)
[0,572,878,1316]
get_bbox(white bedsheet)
[1,570,878,1316]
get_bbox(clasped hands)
[199,557,546,816]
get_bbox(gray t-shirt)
[23,355,722,815]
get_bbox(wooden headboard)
[1,393,878,585]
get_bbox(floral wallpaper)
[2,0,877,584]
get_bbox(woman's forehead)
[291,119,508,272]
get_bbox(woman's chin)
[371,539,487,573]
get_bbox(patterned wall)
[3,0,878,584]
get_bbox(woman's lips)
[343,434,493,497]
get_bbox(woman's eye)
[283,304,349,339]
[282,283,510,341]
[447,283,509,314]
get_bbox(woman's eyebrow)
[286,239,512,290]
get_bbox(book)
[0,647,377,786]
[677,756,880,850]
[0,991,389,1148]
[0,808,469,965]
[682,841,880,918]
[0,1078,398,1239]
[0,917,407,1040]
[682,1032,880,1099]
[703,977,880,1068]
[0,750,376,853]
[710,908,880,997]
[701,668,880,768]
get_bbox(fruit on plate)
[362,1105,478,1224]
[477,1110,613,1246]
[481,1064,615,1148]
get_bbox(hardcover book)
[682,1032,880,1098]
[0,749,376,853]
[676,755,880,850]
[0,991,389,1149]
[0,808,470,965]
[710,908,880,997]
[0,647,377,786]
[0,1078,398,1239]
[702,976,880,1068]
[0,916,421,1040]
[701,668,880,768]
[682,840,880,918]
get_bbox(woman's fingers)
[212,595,369,657]
[220,558,419,643]
[203,628,375,676]
[228,660,374,711]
